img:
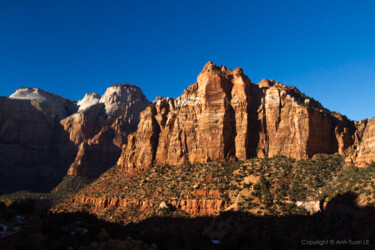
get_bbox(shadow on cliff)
[0,99,78,195]
[8,192,372,249]
[0,124,77,195]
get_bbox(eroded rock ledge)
[68,195,228,216]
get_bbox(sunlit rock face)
[348,117,375,167]
[68,195,228,216]
[77,92,100,112]
[255,85,354,160]
[118,62,356,173]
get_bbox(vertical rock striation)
[118,62,356,172]
[349,117,375,167]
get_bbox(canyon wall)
[118,62,356,172]
[0,91,77,194]
[0,85,149,193]
[61,84,150,176]
[348,117,375,167]
[2,61,375,195]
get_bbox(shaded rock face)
[61,84,150,177]
[9,87,78,119]
[118,62,356,173]
[0,85,149,193]
[0,95,76,194]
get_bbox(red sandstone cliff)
[347,117,375,167]
[118,62,356,172]
[2,61,375,197]
[67,195,227,216]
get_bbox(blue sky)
[1,0,374,120]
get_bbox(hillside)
[56,154,375,219]
[50,154,375,248]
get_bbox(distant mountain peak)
[9,87,76,119]
[99,84,149,117]
[77,92,101,112]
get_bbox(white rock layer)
[77,93,100,111]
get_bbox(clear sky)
[1,0,374,121]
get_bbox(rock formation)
[118,62,356,173]
[348,117,375,167]
[67,195,226,216]
[254,83,355,159]
[2,61,375,196]
[49,62,375,239]
[61,84,150,177]
[0,85,149,193]
[0,90,77,194]
[9,87,78,119]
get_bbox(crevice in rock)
[275,89,282,132]
[223,103,236,159]
[247,85,263,157]
[150,107,161,167]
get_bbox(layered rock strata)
[348,117,375,167]
[67,195,228,216]
[118,62,356,172]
